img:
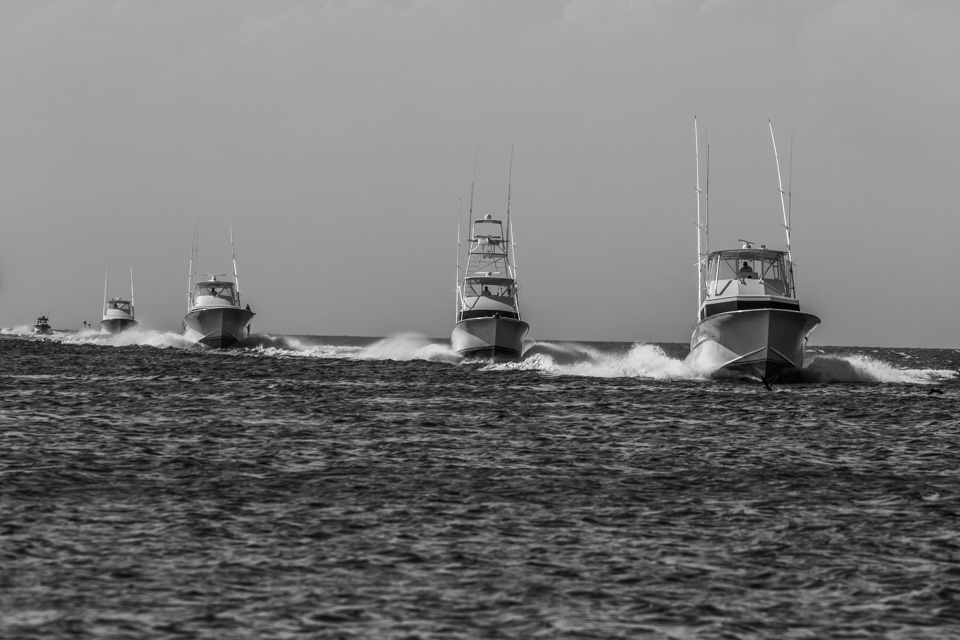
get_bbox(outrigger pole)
[694,117,705,313]
[769,120,791,261]
[103,268,109,316]
[506,145,521,319]
[231,225,241,305]
[188,221,198,312]
[506,145,516,281]
[458,147,479,321]
[130,267,135,317]
[456,198,462,321]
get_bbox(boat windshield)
[197,282,236,303]
[708,250,794,294]
[465,279,514,298]
[108,300,131,313]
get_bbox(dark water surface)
[2,334,960,639]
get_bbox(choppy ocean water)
[2,329,959,639]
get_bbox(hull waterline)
[182,307,255,348]
[687,308,820,384]
[452,316,529,360]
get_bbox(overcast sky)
[1,0,958,347]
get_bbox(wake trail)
[6,326,954,384]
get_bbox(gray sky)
[1,0,958,347]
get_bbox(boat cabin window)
[198,283,236,303]
[108,300,131,313]
[465,280,514,298]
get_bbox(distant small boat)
[686,119,820,387]
[182,227,255,348]
[451,153,529,359]
[100,267,139,334]
[34,315,52,335]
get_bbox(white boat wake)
[4,326,953,384]
[2,326,195,349]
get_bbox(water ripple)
[2,336,959,638]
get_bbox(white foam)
[50,328,195,349]
[802,354,955,384]
[358,333,460,363]
[248,333,459,363]
[1,325,36,336]
[486,342,699,380]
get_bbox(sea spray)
[489,342,697,380]
[1,325,37,336]
[800,354,955,385]
[54,328,195,349]
[359,333,460,363]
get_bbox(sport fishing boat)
[686,120,820,387]
[34,315,52,335]
[452,157,529,359]
[182,229,255,348]
[100,268,138,334]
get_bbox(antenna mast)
[769,120,791,261]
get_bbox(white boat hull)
[452,316,529,360]
[100,318,138,334]
[687,308,820,384]
[182,307,255,348]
